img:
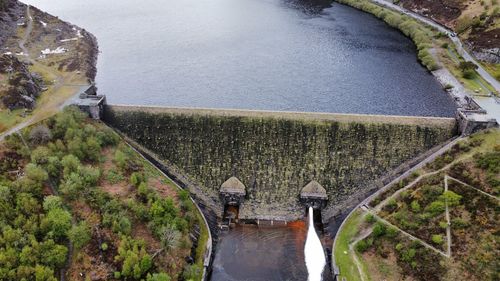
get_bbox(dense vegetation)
[0,107,207,281]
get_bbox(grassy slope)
[334,128,500,280]
[334,209,367,281]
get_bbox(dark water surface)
[24,0,456,116]
[212,224,309,281]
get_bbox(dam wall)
[103,105,457,221]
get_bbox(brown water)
[211,219,334,281]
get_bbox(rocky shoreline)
[0,0,99,113]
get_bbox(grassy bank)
[334,209,368,281]
[336,0,439,71]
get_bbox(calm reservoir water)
[24,0,457,116]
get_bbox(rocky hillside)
[0,0,23,46]
[399,0,500,64]
[0,54,44,110]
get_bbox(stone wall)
[103,105,457,220]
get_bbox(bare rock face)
[0,0,24,46]
[468,28,500,64]
[0,54,43,110]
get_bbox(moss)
[104,106,455,215]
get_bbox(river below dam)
[24,0,457,116]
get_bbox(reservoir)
[23,0,457,116]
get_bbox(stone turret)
[220,177,246,206]
[300,180,327,209]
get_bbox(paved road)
[371,0,500,93]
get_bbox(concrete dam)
[102,105,457,223]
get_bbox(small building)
[300,180,328,210]
[71,84,106,119]
[220,177,246,206]
[457,109,498,136]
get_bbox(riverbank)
[0,0,98,136]
[335,0,499,115]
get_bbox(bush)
[68,221,91,250]
[365,214,376,223]
[355,239,371,253]
[43,196,63,212]
[372,222,387,237]
[425,201,446,216]
[431,234,444,244]
[29,125,52,144]
[410,200,421,212]
[41,208,72,241]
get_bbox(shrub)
[147,273,171,281]
[355,239,371,253]
[431,234,444,244]
[463,69,476,79]
[43,196,63,211]
[29,125,52,144]
[68,221,91,250]
[386,226,398,238]
[182,264,202,281]
[439,191,462,207]
[101,243,108,251]
[372,222,387,237]
[41,208,72,241]
[410,200,421,212]
[425,201,446,216]
[365,214,376,223]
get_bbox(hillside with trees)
[0,107,208,281]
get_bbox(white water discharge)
[304,207,326,281]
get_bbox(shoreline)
[334,0,498,115]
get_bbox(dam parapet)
[102,105,458,222]
[71,84,106,119]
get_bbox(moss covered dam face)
[103,105,457,221]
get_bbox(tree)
[68,221,91,250]
[31,146,51,165]
[41,208,72,241]
[61,154,81,177]
[459,61,478,79]
[34,265,57,281]
[43,196,63,212]
[147,273,171,281]
[158,225,181,251]
[29,125,52,145]
[40,239,68,268]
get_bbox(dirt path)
[18,6,33,58]
[361,206,449,258]
[0,5,90,141]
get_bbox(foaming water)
[305,207,326,281]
